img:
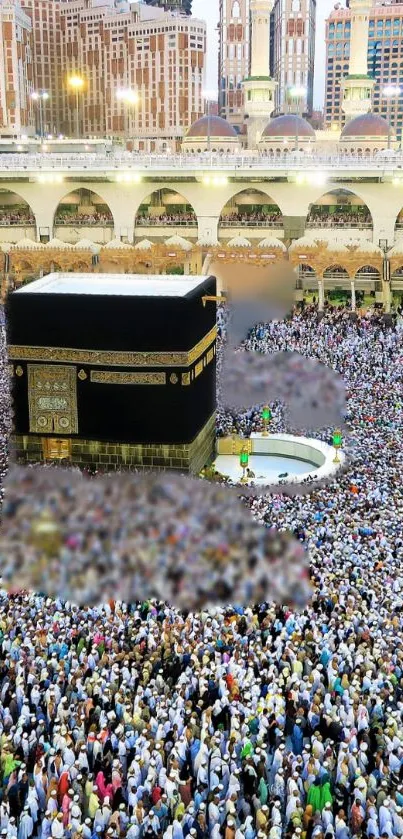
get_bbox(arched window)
[232,0,240,19]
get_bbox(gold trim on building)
[8,327,217,370]
[28,364,78,435]
[194,360,203,378]
[181,372,191,386]
[90,371,166,386]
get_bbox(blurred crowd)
[136,214,197,227]
[220,213,283,228]
[306,213,372,229]
[0,210,35,227]
[54,213,113,227]
[0,305,399,839]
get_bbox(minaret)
[341,0,375,119]
[242,0,277,149]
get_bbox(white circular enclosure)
[214,433,345,486]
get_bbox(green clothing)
[248,717,259,735]
[241,740,254,759]
[320,782,333,810]
[307,783,322,814]
[258,777,268,805]
[3,754,20,778]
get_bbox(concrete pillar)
[114,218,134,243]
[197,216,219,245]
[383,281,391,313]
[35,208,54,242]
[351,280,356,312]
[373,216,398,251]
[318,279,325,312]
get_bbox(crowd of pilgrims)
[0,210,35,227]
[305,213,372,229]
[54,213,113,227]
[136,214,197,227]
[0,304,401,839]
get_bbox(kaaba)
[6,273,217,473]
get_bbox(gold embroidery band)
[28,364,78,435]
[90,371,166,385]
[8,326,217,369]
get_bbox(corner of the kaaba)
[6,273,217,473]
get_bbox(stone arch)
[395,207,403,230]
[135,187,197,229]
[53,188,114,228]
[0,188,36,228]
[306,188,373,230]
[355,264,381,280]
[298,262,317,279]
[323,264,350,279]
[218,188,283,229]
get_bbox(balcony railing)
[219,218,283,228]
[1,151,403,173]
[54,218,114,226]
[136,217,197,227]
[306,220,372,229]
[0,218,35,226]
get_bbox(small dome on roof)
[262,114,315,139]
[186,115,238,139]
[341,113,390,138]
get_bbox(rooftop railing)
[0,151,403,173]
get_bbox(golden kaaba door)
[28,364,78,435]
[42,438,72,461]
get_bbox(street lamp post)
[382,85,401,150]
[240,446,249,483]
[288,85,307,152]
[68,76,85,138]
[116,88,139,140]
[261,405,272,437]
[332,429,343,464]
[31,91,49,140]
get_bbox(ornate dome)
[341,113,390,138]
[186,115,238,139]
[262,115,316,138]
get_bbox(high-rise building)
[0,0,34,136]
[1,0,205,148]
[20,0,62,136]
[218,0,250,128]
[57,0,205,149]
[272,0,316,116]
[325,1,403,138]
